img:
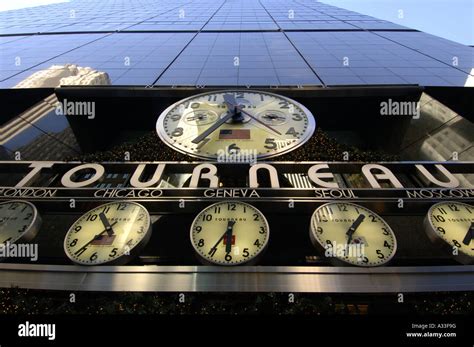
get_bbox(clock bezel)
[309,202,398,267]
[63,201,152,266]
[189,201,270,266]
[156,89,316,160]
[0,200,42,245]
[423,201,474,265]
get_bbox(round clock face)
[424,201,473,264]
[156,90,315,160]
[0,200,41,244]
[310,202,397,267]
[64,201,152,265]
[190,201,270,265]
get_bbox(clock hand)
[223,94,282,136]
[345,214,365,253]
[462,222,474,246]
[225,220,236,253]
[74,221,118,255]
[99,212,115,237]
[191,110,234,144]
[209,220,236,255]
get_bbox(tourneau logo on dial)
[156,90,316,160]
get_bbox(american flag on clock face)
[219,129,250,140]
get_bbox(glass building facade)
[0,0,472,88]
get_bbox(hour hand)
[462,222,474,246]
[99,212,114,236]
[191,110,234,144]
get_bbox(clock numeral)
[337,204,348,212]
[437,226,445,234]
[116,203,127,211]
[253,213,260,221]
[264,138,277,150]
[214,206,221,214]
[208,247,217,257]
[278,101,290,109]
[194,226,202,233]
[292,113,303,121]
[69,239,78,247]
[21,205,28,212]
[254,239,261,247]
[101,206,110,214]
[86,214,98,222]
[8,203,19,210]
[369,215,377,223]
[225,253,232,261]
[465,206,472,214]
[325,240,333,247]
[260,94,265,102]
[285,127,299,138]
[137,226,145,234]
[316,226,323,234]
[137,213,145,222]
[452,240,461,248]
[242,248,250,258]
[433,215,445,223]
[125,239,134,247]
[318,212,328,222]
[18,225,27,233]
[109,248,118,258]
[190,102,200,109]
[171,127,184,137]
[361,256,369,264]
[207,95,217,102]
[23,212,32,220]
[381,227,389,235]
[447,204,460,212]
[227,143,240,154]
[437,207,447,214]
[170,114,181,121]
[202,214,212,222]
[227,203,236,211]
[90,252,98,261]
[259,226,265,234]
[197,239,205,247]
[74,225,82,233]
[383,240,391,249]
[376,249,385,259]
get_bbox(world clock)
[156,90,315,159]
[190,201,270,265]
[64,201,152,265]
[424,201,473,264]
[0,200,41,244]
[310,202,397,267]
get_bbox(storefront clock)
[64,201,152,265]
[156,90,315,159]
[190,201,270,265]
[424,201,473,264]
[310,202,397,267]
[0,200,42,244]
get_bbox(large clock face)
[424,201,473,264]
[156,90,315,160]
[310,202,397,267]
[64,201,152,265]
[0,200,41,245]
[190,201,270,265]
